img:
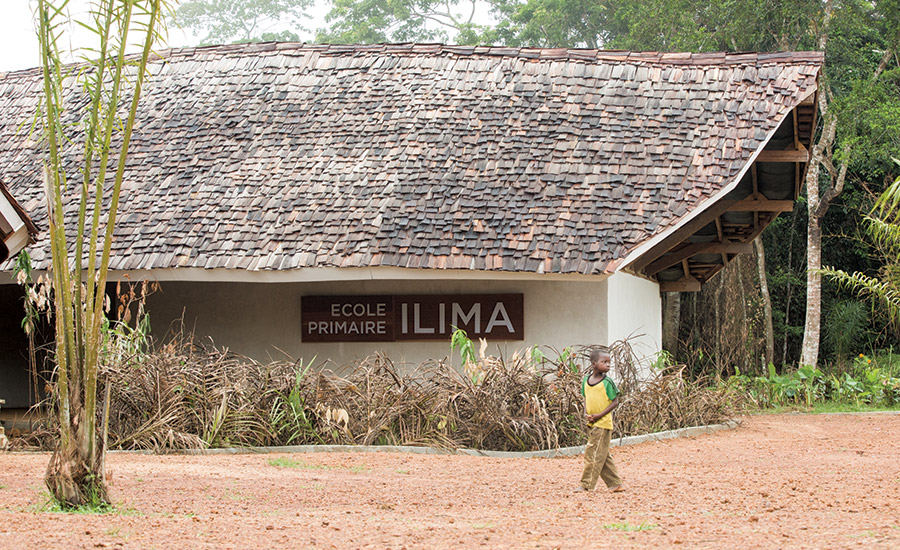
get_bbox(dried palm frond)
[16,335,738,452]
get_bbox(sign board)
[301,294,524,342]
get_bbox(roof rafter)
[645,241,753,276]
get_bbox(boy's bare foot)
[609,485,626,493]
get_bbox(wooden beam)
[645,241,753,276]
[792,108,800,151]
[630,199,739,272]
[660,279,702,292]
[681,259,692,282]
[751,165,760,229]
[809,96,818,151]
[729,199,794,212]
[700,263,726,282]
[744,214,773,243]
[757,147,809,163]
[751,164,759,196]
[798,101,816,191]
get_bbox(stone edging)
[114,420,741,459]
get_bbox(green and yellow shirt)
[581,375,618,430]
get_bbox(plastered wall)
[0,273,667,407]
[144,278,609,370]
[605,271,662,376]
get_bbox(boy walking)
[576,349,624,492]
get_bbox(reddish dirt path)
[2,413,899,549]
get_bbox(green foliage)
[32,491,144,516]
[825,163,900,338]
[34,483,116,514]
[762,206,808,366]
[824,300,869,363]
[795,400,900,413]
[268,359,325,445]
[490,0,610,48]
[651,350,675,371]
[317,0,497,44]
[729,354,900,409]
[556,347,579,374]
[175,0,311,45]
[834,69,900,178]
[267,457,367,471]
[493,0,823,50]
[450,327,476,367]
[267,456,306,468]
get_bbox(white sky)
[1,1,48,71]
[0,0,187,72]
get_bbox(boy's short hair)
[590,349,610,362]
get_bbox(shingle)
[0,44,822,276]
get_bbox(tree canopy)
[175,0,312,44]
[316,0,499,44]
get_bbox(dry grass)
[11,338,739,453]
[615,366,740,436]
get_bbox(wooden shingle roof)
[0,43,822,276]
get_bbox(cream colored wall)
[145,278,609,370]
[605,271,662,377]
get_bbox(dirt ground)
[1,413,899,550]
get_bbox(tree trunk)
[662,292,681,354]
[45,426,108,507]
[735,255,749,357]
[714,276,723,372]
[35,0,163,508]
[44,355,108,506]
[800,0,849,368]
[801,207,823,366]
[781,208,799,366]
[800,89,847,367]
[755,237,775,368]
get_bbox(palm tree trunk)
[36,0,164,507]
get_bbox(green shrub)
[824,300,868,367]
[728,353,900,409]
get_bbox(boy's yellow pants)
[580,426,622,490]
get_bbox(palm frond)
[863,215,900,256]
[873,158,900,223]
[824,267,900,334]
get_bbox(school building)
[0,44,822,409]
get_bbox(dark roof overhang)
[621,87,818,291]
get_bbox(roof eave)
[615,80,821,282]
[0,180,38,261]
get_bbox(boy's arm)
[586,396,619,424]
